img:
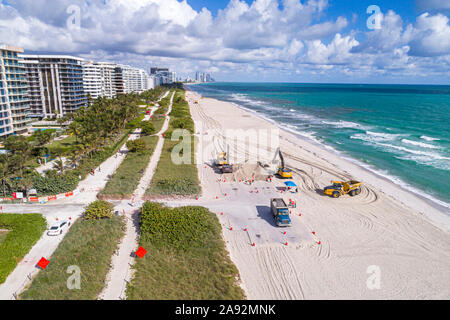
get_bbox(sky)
[1,0,450,84]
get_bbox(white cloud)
[0,0,449,82]
[409,13,450,56]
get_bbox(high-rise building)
[21,54,87,119]
[0,45,31,137]
[82,61,102,101]
[97,62,117,98]
[195,71,214,83]
[114,65,150,94]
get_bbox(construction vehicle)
[274,148,293,179]
[215,152,228,167]
[270,198,292,227]
[221,164,233,174]
[324,181,363,198]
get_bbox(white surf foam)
[402,139,439,149]
[421,135,440,142]
[322,120,370,130]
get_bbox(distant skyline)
[1,0,449,84]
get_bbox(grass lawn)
[100,135,159,198]
[47,135,77,155]
[150,116,166,133]
[0,230,9,244]
[0,214,47,284]
[126,202,245,300]
[146,89,200,196]
[21,216,125,300]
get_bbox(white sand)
[184,89,450,300]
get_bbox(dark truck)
[270,198,292,227]
[221,164,233,174]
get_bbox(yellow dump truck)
[324,181,363,198]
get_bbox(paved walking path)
[98,92,174,300]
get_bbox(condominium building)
[97,62,117,98]
[114,64,150,94]
[82,61,102,101]
[21,54,87,119]
[0,45,30,137]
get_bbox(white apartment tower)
[0,45,31,136]
[21,54,87,119]
[82,61,102,101]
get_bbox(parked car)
[47,220,71,236]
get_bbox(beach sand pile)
[184,89,450,300]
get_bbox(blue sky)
[1,0,449,84]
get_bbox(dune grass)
[126,202,245,300]
[0,214,47,284]
[146,89,200,197]
[21,215,125,300]
[0,230,9,244]
[100,135,159,198]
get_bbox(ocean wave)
[377,143,450,160]
[396,155,450,171]
[401,139,439,149]
[366,131,405,140]
[230,93,268,108]
[421,135,440,142]
[322,120,370,130]
[350,131,403,143]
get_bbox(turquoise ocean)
[187,83,450,213]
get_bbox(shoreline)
[230,101,450,215]
[186,87,450,232]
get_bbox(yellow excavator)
[324,181,363,198]
[216,151,228,167]
[275,148,293,179]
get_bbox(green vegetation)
[141,121,156,136]
[126,202,245,300]
[83,200,114,220]
[146,89,200,196]
[100,135,158,198]
[0,93,142,198]
[0,230,8,244]
[140,86,169,104]
[46,134,77,155]
[0,214,47,284]
[21,214,124,300]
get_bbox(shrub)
[139,202,213,250]
[126,139,147,153]
[84,200,114,220]
[171,118,190,130]
[32,171,79,196]
[141,122,156,136]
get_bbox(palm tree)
[0,162,12,197]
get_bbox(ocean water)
[187,83,450,212]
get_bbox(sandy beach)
[183,89,450,300]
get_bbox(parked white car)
[47,220,71,236]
